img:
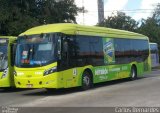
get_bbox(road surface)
[0,69,160,112]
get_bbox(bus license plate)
[27,84,33,88]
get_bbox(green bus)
[150,43,159,68]
[14,23,151,90]
[0,36,17,88]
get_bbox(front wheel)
[130,66,137,80]
[81,71,93,90]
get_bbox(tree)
[138,18,160,43]
[38,0,81,24]
[98,12,139,32]
[138,3,160,59]
[138,3,160,43]
[153,3,160,25]
[0,0,81,36]
[0,0,40,35]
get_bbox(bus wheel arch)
[81,68,93,90]
[130,64,137,80]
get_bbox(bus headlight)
[1,68,8,79]
[44,67,57,76]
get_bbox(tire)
[81,71,93,90]
[130,66,137,80]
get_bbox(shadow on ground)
[22,77,144,96]
[0,88,34,93]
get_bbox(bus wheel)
[130,66,137,80]
[81,71,93,90]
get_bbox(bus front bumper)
[14,74,62,88]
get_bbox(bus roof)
[0,36,17,39]
[19,23,148,40]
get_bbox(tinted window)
[76,35,104,66]
[89,37,104,66]
[131,40,149,62]
[114,39,132,64]
[114,38,149,64]
[76,36,90,66]
[150,44,158,54]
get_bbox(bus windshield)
[0,43,8,71]
[150,43,158,53]
[15,34,58,67]
[150,43,159,67]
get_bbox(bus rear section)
[0,36,17,88]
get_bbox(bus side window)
[63,40,68,54]
[61,37,69,67]
[67,36,77,67]
[10,43,17,66]
[61,36,77,69]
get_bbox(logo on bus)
[95,68,108,75]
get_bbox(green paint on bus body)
[0,36,17,87]
[14,23,151,89]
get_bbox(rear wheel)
[130,66,137,80]
[81,71,93,90]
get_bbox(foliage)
[98,12,139,32]
[97,3,160,57]
[0,0,80,36]
[138,3,160,54]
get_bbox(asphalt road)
[0,69,160,112]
